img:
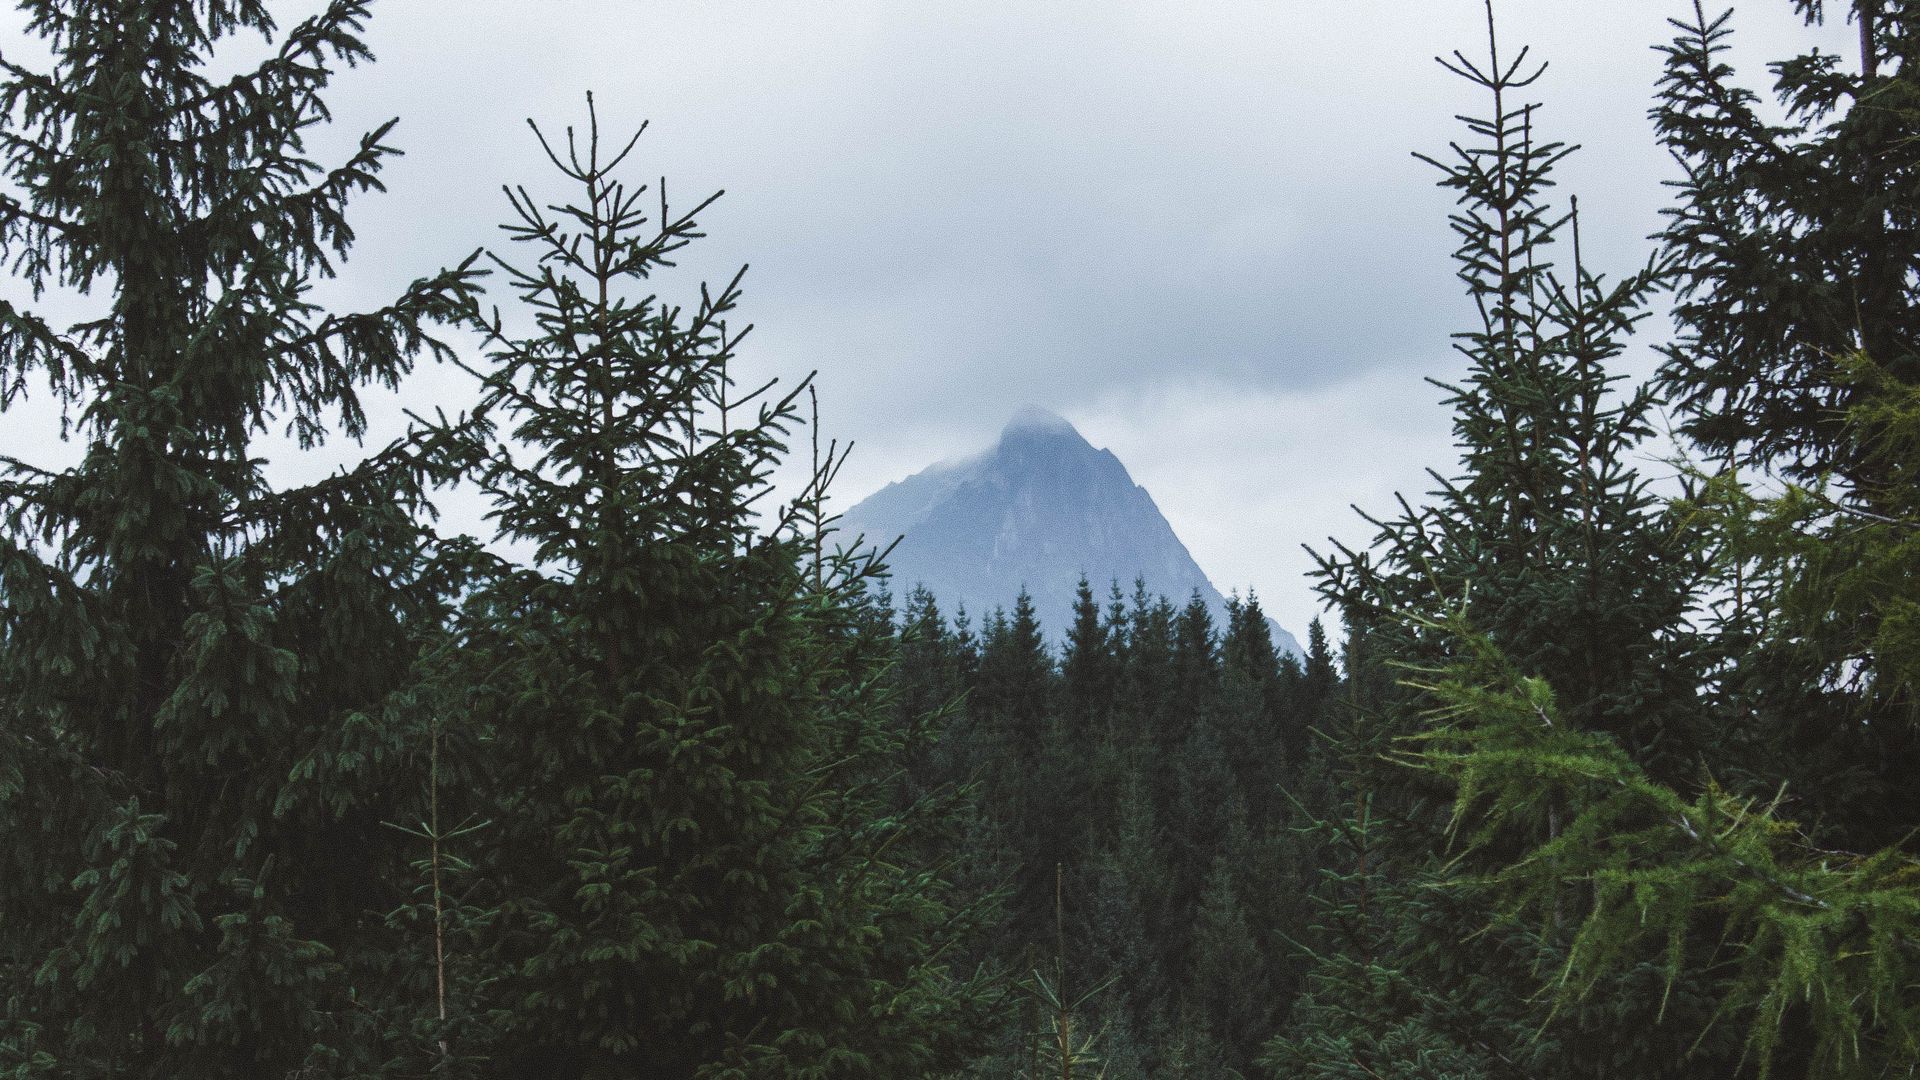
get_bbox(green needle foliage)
[1395,8,1920,1073]
[1403,622,1920,1080]
[1654,0,1920,852]
[1403,340,1920,1080]
[1280,6,1920,1080]
[0,2,482,1076]
[1270,7,1733,1079]
[1312,5,1701,774]
[890,581,1332,1077]
[1654,0,1920,486]
[434,99,993,1079]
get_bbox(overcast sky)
[0,1,1853,643]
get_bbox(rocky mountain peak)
[839,410,1302,657]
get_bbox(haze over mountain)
[839,407,1303,657]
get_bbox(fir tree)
[1312,5,1702,774]
[1301,618,1337,708]
[1186,846,1266,1077]
[0,3,482,1075]
[1060,576,1115,748]
[894,585,977,805]
[1390,9,1920,1074]
[1654,0,1920,485]
[1218,594,1290,818]
[974,590,1053,761]
[1654,1,1920,850]
[1169,593,1220,733]
[437,100,991,1078]
[1282,6,1920,1079]
[1273,7,1726,1077]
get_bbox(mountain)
[838,406,1303,657]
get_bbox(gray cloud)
[0,0,1855,640]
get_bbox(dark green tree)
[1218,594,1288,816]
[1270,7,1727,1078]
[973,591,1053,762]
[1301,618,1337,706]
[1654,0,1920,485]
[1184,842,1267,1077]
[1169,593,1220,738]
[437,102,991,1078]
[893,586,978,803]
[1060,576,1115,748]
[1387,9,1920,1076]
[0,3,483,1075]
[1652,1,1920,850]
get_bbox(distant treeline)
[871,581,1340,1076]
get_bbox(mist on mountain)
[837,406,1303,657]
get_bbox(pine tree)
[1313,8,1702,771]
[437,100,991,1078]
[1060,576,1115,748]
[0,3,483,1075]
[1654,0,1920,485]
[1653,1,1920,850]
[974,590,1054,761]
[1186,845,1267,1077]
[1273,6,1728,1077]
[1218,593,1291,819]
[1387,8,1920,1076]
[1169,593,1220,736]
[1287,6,1920,1078]
[1301,618,1337,707]
[894,585,978,804]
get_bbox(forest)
[0,0,1916,1078]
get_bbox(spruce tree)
[893,585,978,806]
[1185,846,1267,1076]
[1284,7,1920,1079]
[0,3,482,1075]
[1219,594,1290,817]
[1388,8,1920,1076]
[1654,0,1920,484]
[1272,7,1727,1077]
[436,101,991,1078]
[1311,11,1703,773]
[1060,576,1115,748]
[973,590,1052,762]
[1653,1,1920,849]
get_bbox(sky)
[0,1,1855,644]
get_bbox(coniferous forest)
[1,1,1917,1078]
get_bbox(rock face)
[838,407,1303,657]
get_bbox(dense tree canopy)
[2,2,1915,1078]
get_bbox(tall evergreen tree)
[1654,0,1920,849]
[1308,0,1706,784]
[894,585,977,803]
[0,3,482,1075]
[1219,594,1290,816]
[1301,618,1337,707]
[1271,8,1727,1078]
[436,101,990,1078]
[1060,576,1115,748]
[1389,8,1920,1076]
[1169,593,1219,723]
[973,591,1053,761]
[1276,7,1920,1079]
